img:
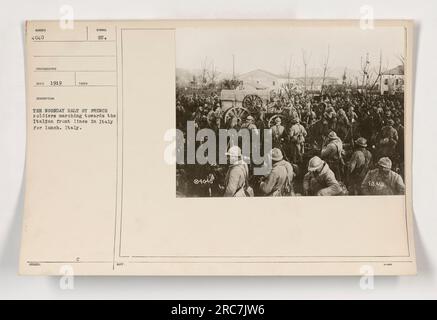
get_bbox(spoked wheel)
[224,106,251,127]
[268,114,287,128]
[242,94,263,113]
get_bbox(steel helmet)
[226,146,242,158]
[378,157,392,170]
[327,131,338,140]
[308,156,324,172]
[271,148,283,162]
[355,137,367,147]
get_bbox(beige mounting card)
[20,20,415,275]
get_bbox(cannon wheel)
[242,94,263,113]
[268,114,287,128]
[223,106,250,126]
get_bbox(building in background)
[380,65,404,95]
[237,69,339,92]
[237,69,286,89]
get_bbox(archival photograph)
[175,26,406,197]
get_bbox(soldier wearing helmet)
[378,119,398,159]
[321,131,345,181]
[361,157,405,195]
[241,115,257,130]
[323,106,337,133]
[288,118,307,163]
[303,156,342,196]
[336,108,350,140]
[259,148,295,197]
[301,102,316,128]
[241,115,259,159]
[271,116,285,148]
[348,137,372,195]
[224,146,251,197]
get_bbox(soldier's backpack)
[280,176,293,196]
[274,163,294,197]
[234,163,254,197]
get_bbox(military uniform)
[224,161,249,197]
[260,159,294,196]
[301,108,316,128]
[323,106,337,132]
[241,118,258,158]
[348,147,372,195]
[336,109,350,140]
[303,162,342,196]
[210,107,222,129]
[271,124,285,148]
[321,133,344,181]
[361,168,405,195]
[378,123,398,158]
[241,122,257,130]
[287,107,300,123]
[289,123,307,163]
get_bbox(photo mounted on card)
[21,20,415,275]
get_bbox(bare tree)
[320,45,330,96]
[286,54,293,83]
[232,54,235,80]
[301,49,311,93]
[282,54,294,99]
[369,50,385,93]
[207,60,219,84]
[199,57,219,86]
[200,57,209,85]
[360,52,371,93]
[342,68,347,85]
[396,53,405,68]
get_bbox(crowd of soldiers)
[176,89,406,197]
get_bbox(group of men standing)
[223,133,405,197]
[176,90,406,197]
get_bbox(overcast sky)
[176,26,405,77]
